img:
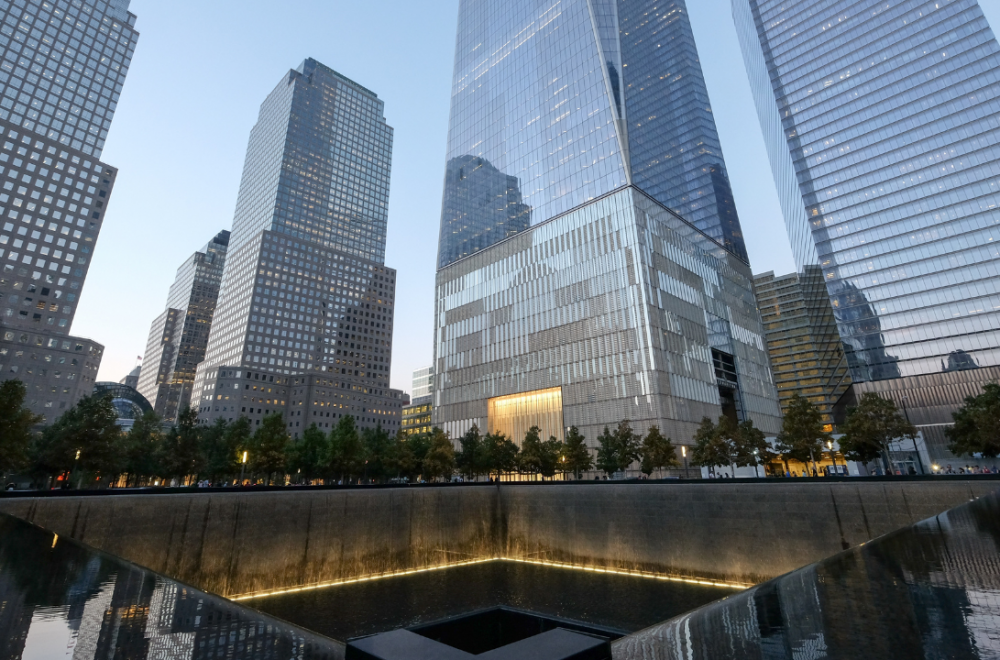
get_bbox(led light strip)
[228,558,498,601]
[228,556,749,601]
[496,557,751,589]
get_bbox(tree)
[0,380,40,478]
[777,394,829,476]
[328,415,365,483]
[483,431,518,480]
[596,420,642,478]
[158,407,202,484]
[388,431,424,482]
[539,436,563,479]
[734,419,773,478]
[690,417,731,476]
[456,424,487,481]
[640,425,678,478]
[287,423,330,483]
[250,413,289,485]
[120,410,164,486]
[201,417,249,484]
[839,393,916,474]
[596,426,617,477]
[362,425,393,483]
[517,426,544,476]
[561,426,592,479]
[35,393,123,487]
[422,427,455,482]
[947,383,1000,459]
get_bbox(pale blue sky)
[80,0,1000,396]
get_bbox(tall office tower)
[412,364,433,399]
[438,0,748,268]
[733,0,1000,459]
[754,267,852,426]
[137,230,229,422]
[0,0,138,422]
[402,364,434,436]
[433,0,781,451]
[193,59,404,437]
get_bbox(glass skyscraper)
[434,0,780,454]
[193,59,405,437]
[0,0,138,422]
[734,0,1000,458]
[138,230,229,423]
[437,0,748,268]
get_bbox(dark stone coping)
[3,473,997,498]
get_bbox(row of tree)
[2,379,998,487]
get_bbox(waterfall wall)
[0,480,994,597]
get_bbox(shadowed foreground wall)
[0,480,995,597]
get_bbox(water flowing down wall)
[0,480,995,598]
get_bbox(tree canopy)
[0,380,40,476]
[947,383,1000,459]
[839,393,916,470]
[640,425,678,477]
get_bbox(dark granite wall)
[499,481,998,584]
[0,480,994,597]
[0,487,498,598]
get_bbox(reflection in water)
[616,489,1000,659]
[0,515,343,660]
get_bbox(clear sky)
[81,0,1000,397]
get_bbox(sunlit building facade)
[733,0,1000,459]
[754,267,851,426]
[193,59,404,437]
[433,0,781,453]
[138,230,229,422]
[0,0,138,422]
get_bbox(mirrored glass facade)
[437,0,747,268]
[733,0,1000,383]
[195,59,403,437]
[435,188,781,446]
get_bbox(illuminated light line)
[497,557,750,590]
[228,558,497,601]
[227,556,748,601]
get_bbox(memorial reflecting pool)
[3,485,1000,659]
[246,560,737,641]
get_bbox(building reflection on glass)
[438,156,532,268]
[829,279,902,383]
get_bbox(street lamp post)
[827,440,838,477]
[73,449,81,490]
[240,451,248,486]
[900,396,925,475]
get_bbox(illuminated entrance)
[487,387,564,446]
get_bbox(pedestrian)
[812,467,818,478]
[785,470,791,478]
